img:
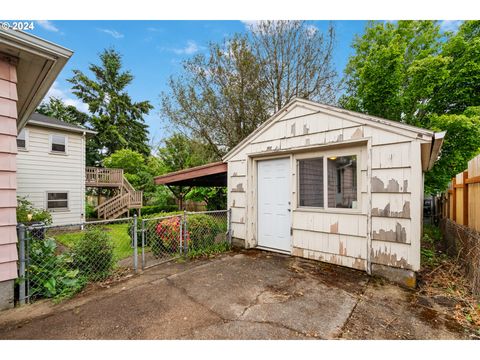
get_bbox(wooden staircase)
[86,167,143,219]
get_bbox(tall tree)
[250,20,337,112]
[68,48,153,158]
[428,21,480,115]
[340,21,445,124]
[340,20,480,193]
[37,97,101,166]
[156,133,216,208]
[161,35,269,156]
[425,108,480,194]
[37,97,90,127]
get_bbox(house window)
[47,192,69,210]
[51,134,66,153]
[298,157,324,207]
[327,155,357,208]
[17,129,27,150]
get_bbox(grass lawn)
[52,223,134,260]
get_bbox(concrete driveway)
[0,250,468,339]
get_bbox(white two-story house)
[16,112,95,225]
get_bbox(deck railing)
[86,167,124,187]
[87,166,143,219]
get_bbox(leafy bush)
[85,202,97,219]
[187,214,226,250]
[154,216,183,255]
[73,228,115,280]
[141,204,179,216]
[28,238,86,301]
[17,196,52,225]
[150,213,228,255]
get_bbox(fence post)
[463,170,469,226]
[141,219,145,271]
[133,214,138,273]
[17,224,26,306]
[452,177,457,222]
[227,208,232,245]
[179,214,183,255]
[183,210,188,254]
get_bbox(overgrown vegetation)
[419,224,480,333]
[27,237,86,302]
[16,197,52,225]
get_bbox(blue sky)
[28,20,459,145]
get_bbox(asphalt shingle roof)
[28,112,95,133]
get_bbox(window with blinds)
[298,157,324,207]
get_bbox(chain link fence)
[16,209,232,304]
[17,217,137,304]
[440,218,480,295]
[141,210,231,269]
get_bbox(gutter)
[27,120,97,135]
[427,131,446,171]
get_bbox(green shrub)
[187,214,227,250]
[17,196,52,225]
[73,228,115,281]
[141,205,179,216]
[85,202,97,219]
[27,238,86,301]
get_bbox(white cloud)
[172,40,203,55]
[45,82,90,113]
[305,24,318,37]
[98,28,124,39]
[36,20,59,32]
[240,20,261,29]
[147,27,163,32]
[440,20,462,33]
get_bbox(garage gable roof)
[223,98,435,162]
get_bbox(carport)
[154,161,227,209]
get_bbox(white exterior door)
[257,157,291,252]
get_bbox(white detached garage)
[223,98,444,286]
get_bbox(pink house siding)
[0,56,18,283]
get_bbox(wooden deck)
[86,167,124,187]
[86,167,142,219]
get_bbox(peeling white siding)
[227,102,426,272]
[16,125,86,225]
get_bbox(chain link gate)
[141,209,232,269]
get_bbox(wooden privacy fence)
[444,154,480,231]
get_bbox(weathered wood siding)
[227,102,425,272]
[0,57,18,282]
[16,125,86,225]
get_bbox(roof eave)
[427,131,446,171]
[27,119,97,135]
[0,29,73,131]
[223,97,436,162]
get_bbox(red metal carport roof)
[153,161,227,187]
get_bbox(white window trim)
[295,146,362,213]
[17,128,29,151]
[49,133,68,155]
[46,191,70,212]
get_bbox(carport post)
[17,224,26,305]
[133,214,138,273]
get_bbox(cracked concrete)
[0,250,470,339]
